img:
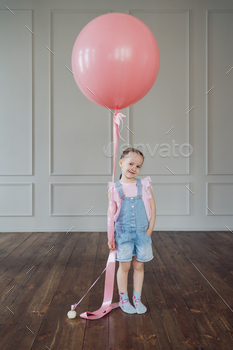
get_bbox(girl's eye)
[129,162,140,168]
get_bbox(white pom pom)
[67,310,77,319]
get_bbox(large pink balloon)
[72,13,160,110]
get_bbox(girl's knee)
[133,259,144,272]
[119,261,131,272]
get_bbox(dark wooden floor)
[0,231,233,350]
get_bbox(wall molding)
[49,9,116,176]
[0,183,33,216]
[0,10,33,176]
[206,182,233,215]
[206,10,233,175]
[50,181,190,216]
[129,10,190,175]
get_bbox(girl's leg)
[132,255,144,293]
[117,261,136,314]
[117,261,131,293]
[132,256,147,314]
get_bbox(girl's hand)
[108,240,116,250]
[146,229,152,237]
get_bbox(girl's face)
[119,152,144,181]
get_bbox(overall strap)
[136,178,142,198]
[115,180,125,199]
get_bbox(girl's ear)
[119,159,123,168]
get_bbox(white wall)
[0,0,233,232]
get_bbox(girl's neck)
[120,177,136,184]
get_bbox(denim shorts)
[114,225,154,262]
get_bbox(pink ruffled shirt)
[108,176,153,222]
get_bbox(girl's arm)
[107,189,117,250]
[146,186,156,237]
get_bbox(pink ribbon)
[108,109,126,245]
[79,250,119,320]
[72,108,127,320]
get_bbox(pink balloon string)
[71,108,127,320]
[108,109,126,245]
[71,267,107,311]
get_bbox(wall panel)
[0,10,32,175]
[207,11,233,174]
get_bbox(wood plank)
[200,231,233,261]
[169,232,233,338]
[130,309,158,350]
[0,233,44,275]
[0,233,15,247]
[156,231,233,349]
[143,237,186,350]
[109,309,135,349]
[0,233,54,295]
[0,231,232,349]
[4,232,79,349]
[109,259,135,349]
[0,232,56,318]
[185,231,233,271]
[0,233,31,263]
[169,231,233,311]
[83,232,109,350]
[0,232,66,348]
[171,231,233,295]
[206,231,233,245]
[29,232,89,349]
[129,254,159,350]
[57,232,100,350]
[152,232,212,350]
[0,233,9,242]
[148,232,195,350]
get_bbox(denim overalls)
[114,178,154,262]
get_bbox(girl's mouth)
[129,171,135,174]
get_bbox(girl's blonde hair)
[119,147,144,179]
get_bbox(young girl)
[107,147,156,314]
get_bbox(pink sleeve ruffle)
[141,176,153,199]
